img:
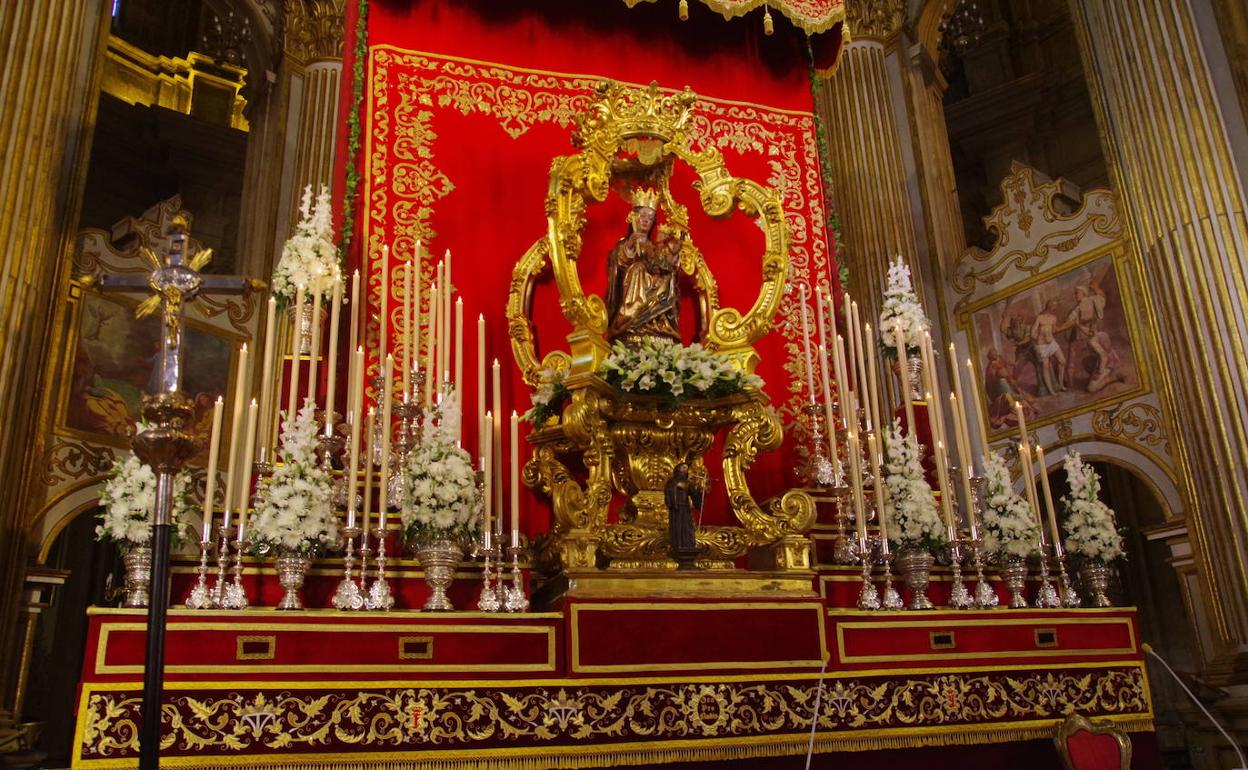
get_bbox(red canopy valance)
[620,0,845,34]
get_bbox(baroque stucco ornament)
[507,81,812,571]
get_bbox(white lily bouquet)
[272,184,342,306]
[877,256,929,358]
[1061,450,1124,565]
[400,390,481,547]
[249,400,339,557]
[96,452,194,550]
[521,367,571,426]
[882,420,946,552]
[978,450,1041,560]
[600,337,763,405]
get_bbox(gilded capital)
[845,0,906,42]
[284,0,346,63]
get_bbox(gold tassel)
[763,5,774,35]
[679,0,688,20]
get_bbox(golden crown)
[572,80,698,149]
[631,187,661,210]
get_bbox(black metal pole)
[138,473,173,770]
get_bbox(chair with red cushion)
[1054,713,1132,770]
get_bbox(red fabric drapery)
[339,0,841,537]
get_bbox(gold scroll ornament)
[508,81,814,572]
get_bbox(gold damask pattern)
[1092,403,1170,451]
[77,667,1149,763]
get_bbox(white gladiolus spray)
[401,387,480,545]
[272,185,342,304]
[249,400,339,557]
[96,453,194,548]
[882,420,946,551]
[1061,450,1124,564]
[978,450,1041,559]
[877,256,930,354]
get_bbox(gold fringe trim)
[617,0,847,36]
[78,717,1154,770]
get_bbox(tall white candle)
[477,314,486,458]
[483,411,493,549]
[934,439,955,536]
[510,410,520,547]
[362,408,376,536]
[429,279,439,403]
[864,322,881,436]
[950,392,978,537]
[492,358,503,535]
[308,287,322,407]
[287,288,304,420]
[413,250,422,389]
[833,333,850,430]
[818,343,840,475]
[949,343,976,473]
[454,297,464,398]
[848,429,866,545]
[379,245,390,365]
[851,301,870,429]
[347,270,360,425]
[441,256,451,383]
[224,343,249,531]
[378,355,394,533]
[799,285,817,404]
[1036,445,1065,557]
[257,296,277,454]
[346,347,365,529]
[868,431,887,547]
[1019,443,1046,545]
[201,396,224,541]
[403,256,414,398]
[324,277,343,436]
[894,327,917,438]
[236,399,258,543]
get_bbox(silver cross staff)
[83,212,258,770]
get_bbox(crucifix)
[83,212,258,770]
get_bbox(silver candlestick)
[365,526,395,610]
[185,537,214,609]
[878,543,904,610]
[503,544,529,612]
[947,540,974,609]
[220,534,249,609]
[830,485,853,564]
[968,538,999,609]
[1033,552,1061,608]
[1054,546,1081,608]
[332,525,366,610]
[477,540,502,612]
[851,536,880,610]
[211,524,231,607]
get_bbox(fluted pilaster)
[0,0,106,713]
[290,60,342,205]
[1070,0,1248,674]
[817,13,920,325]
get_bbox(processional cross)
[84,213,257,770]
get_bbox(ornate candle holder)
[1054,549,1081,608]
[878,544,904,610]
[210,524,231,607]
[365,526,395,610]
[829,485,853,565]
[477,539,502,612]
[332,525,366,610]
[946,535,975,610]
[220,533,249,610]
[1033,549,1061,608]
[850,535,880,610]
[804,403,837,487]
[503,543,530,612]
[185,537,215,609]
[357,531,372,595]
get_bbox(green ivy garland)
[806,40,849,289]
[337,0,369,263]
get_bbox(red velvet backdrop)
[344,0,841,537]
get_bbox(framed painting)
[960,244,1147,438]
[55,281,240,452]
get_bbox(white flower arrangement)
[249,400,339,557]
[96,453,194,548]
[882,421,946,552]
[1061,450,1124,564]
[400,389,481,545]
[271,184,342,305]
[521,367,571,426]
[978,450,1041,559]
[600,338,763,403]
[877,256,930,356]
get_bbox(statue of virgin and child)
[605,187,686,344]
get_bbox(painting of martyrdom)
[62,290,232,444]
[970,253,1139,433]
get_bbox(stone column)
[1069,0,1248,679]
[0,0,107,716]
[815,0,919,325]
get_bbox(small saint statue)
[605,187,685,343]
[665,461,704,569]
